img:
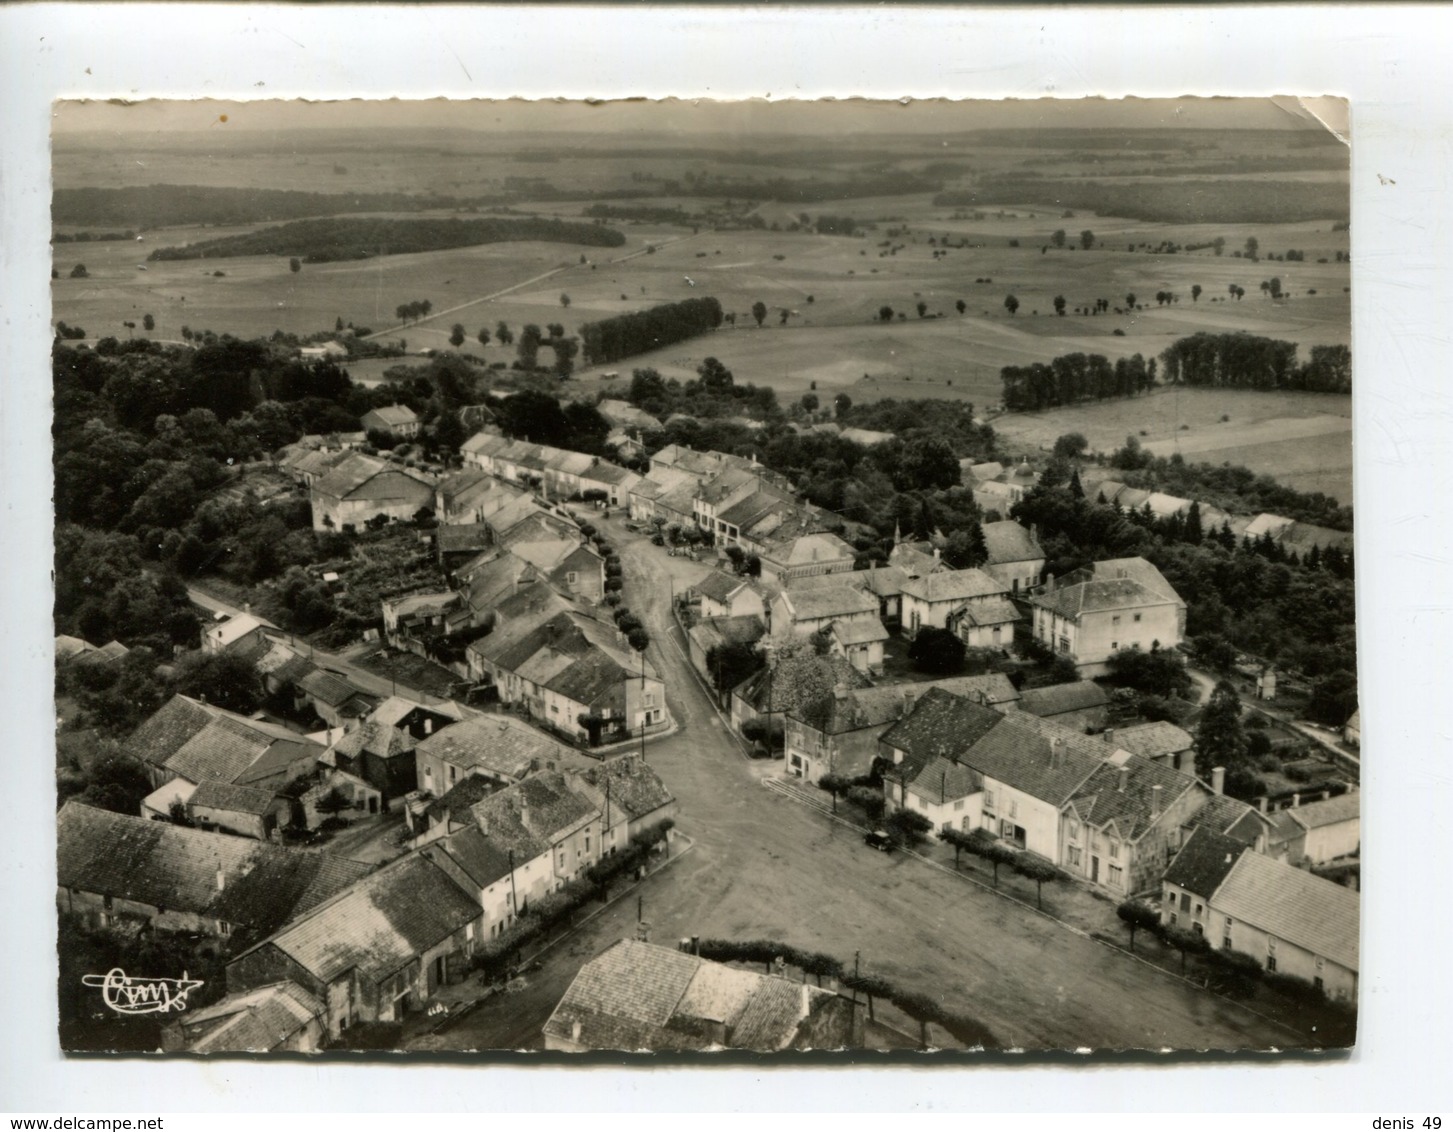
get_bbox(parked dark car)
[864,830,895,852]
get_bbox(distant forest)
[935,178,1348,225]
[578,298,724,367]
[146,216,626,263]
[52,185,484,230]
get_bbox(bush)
[885,808,933,847]
[907,627,966,675]
[846,786,886,823]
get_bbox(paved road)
[570,519,1299,1051]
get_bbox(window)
[1068,845,1082,866]
[983,789,995,810]
[424,766,433,782]
[1316,957,1325,971]
[1107,864,1124,887]
[567,571,578,584]
[465,923,475,941]
[1109,840,1120,859]
[1111,615,1121,626]
[449,766,457,785]
[1192,922,1204,936]
[1008,798,1018,818]
[1169,911,1178,925]
[1068,822,1079,841]
[645,693,656,708]
[558,852,565,869]
[217,921,232,937]
[1267,955,1278,972]
[1110,641,1118,651]
[1133,613,1142,622]
[584,836,590,852]
[1194,902,1203,916]
[1180,893,1191,913]
[954,800,965,812]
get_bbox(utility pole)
[639,647,648,763]
[507,848,518,927]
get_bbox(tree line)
[1159,334,1351,394]
[147,216,626,263]
[1001,352,1157,411]
[578,297,724,367]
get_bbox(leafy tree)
[817,772,853,814]
[552,335,579,379]
[878,305,894,323]
[907,627,966,676]
[942,522,987,570]
[1052,295,1066,317]
[1307,669,1357,727]
[70,263,89,278]
[1162,924,1209,974]
[955,299,966,315]
[1013,856,1064,909]
[834,392,852,415]
[1105,647,1193,699]
[1080,230,1095,250]
[916,301,928,319]
[1117,899,1161,951]
[627,627,651,652]
[751,300,768,327]
[1191,284,1202,303]
[705,641,761,698]
[1244,236,1259,259]
[289,257,302,274]
[1195,679,1249,782]
[847,786,886,824]
[560,293,571,308]
[1051,229,1066,248]
[1125,292,1137,309]
[314,787,352,817]
[968,829,1018,887]
[142,313,155,332]
[1053,432,1088,460]
[170,650,263,715]
[477,326,491,348]
[495,321,513,346]
[59,751,153,815]
[517,323,544,369]
[885,808,933,848]
[1003,294,1019,316]
[449,323,466,348]
[800,392,819,413]
[941,827,975,868]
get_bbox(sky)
[53,95,1344,140]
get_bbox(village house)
[57,802,371,945]
[784,674,1020,784]
[1060,751,1212,896]
[730,649,871,747]
[543,938,861,1052]
[225,852,483,1038]
[160,981,326,1055]
[827,617,891,675]
[309,451,436,532]
[203,611,269,655]
[900,567,1012,640]
[321,696,468,806]
[1029,557,1187,675]
[1161,829,1359,1002]
[127,694,325,794]
[771,584,882,648]
[574,757,678,846]
[292,766,384,829]
[360,403,421,440]
[459,433,639,504]
[186,780,293,842]
[1017,680,1111,732]
[468,610,666,746]
[752,529,855,587]
[1269,791,1360,867]
[1112,720,1196,773]
[1343,709,1360,748]
[627,466,698,523]
[692,571,767,621]
[980,520,1046,596]
[412,713,586,805]
[888,539,947,579]
[510,538,606,604]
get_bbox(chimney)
[1030,523,1039,543]
[933,547,941,562]
[571,1020,582,1043]
[692,935,700,956]
[215,864,226,892]
[529,757,541,774]
[518,802,530,831]
[1257,797,1267,813]
[834,682,849,702]
[1291,793,1301,808]
[1102,728,1115,746]
[1051,737,1063,768]
[800,983,810,1016]
[1150,783,1162,819]
[1046,572,1055,590]
[423,717,434,735]
[1117,765,1129,792]
[1212,766,1225,795]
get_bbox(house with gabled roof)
[57,802,371,946]
[125,694,325,793]
[1060,749,1211,896]
[980,520,1045,596]
[752,529,854,587]
[225,851,483,1037]
[784,675,1019,784]
[544,938,860,1052]
[310,451,436,532]
[596,399,661,432]
[186,780,293,842]
[901,567,1011,641]
[1274,791,1360,866]
[467,610,666,746]
[730,648,870,746]
[1017,679,1110,731]
[1030,557,1187,675]
[686,615,766,684]
[693,571,767,621]
[161,980,326,1054]
[204,612,268,656]
[360,403,421,440]
[770,584,881,648]
[1111,720,1195,773]
[1161,829,1359,1002]
[411,713,589,805]
[510,538,605,604]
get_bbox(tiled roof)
[853,565,908,597]
[207,613,264,649]
[888,542,946,578]
[947,713,1108,806]
[596,400,661,429]
[901,568,1006,604]
[1114,720,1194,759]
[1213,850,1360,972]
[1068,755,1200,842]
[470,771,598,853]
[329,719,417,763]
[1093,557,1183,604]
[1286,792,1360,831]
[543,939,842,1052]
[182,981,324,1054]
[266,853,480,984]
[719,490,797,531]
[1031,577,1170,619]
[57,803,370,934]
[1163,826,1247,897]
[1018,680,1109,718]
[926,673,1022,706]
[55,635,96,662]
[292,448,352,480]
[780,585,879,623]
[165,715,321,788]
[981,520,1044,565]
[436,524,492,554]
[905,750,983,805]
[1192,793,1271,844]
[878,687,1005,780]
[124,694,219,769]
[576,759,675,826]
[759,531,853,567]
[424,774,499,828]
[424,823,515,889]
[966,461,1005,482]
[297,668,365,707]
[363,404,418,427]
[952,598,1021,628]
[694,570,752,605]
[416,715,578,780]
[831,618,889,646]
[188,780,279,816]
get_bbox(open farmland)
[991,386,1354,504]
